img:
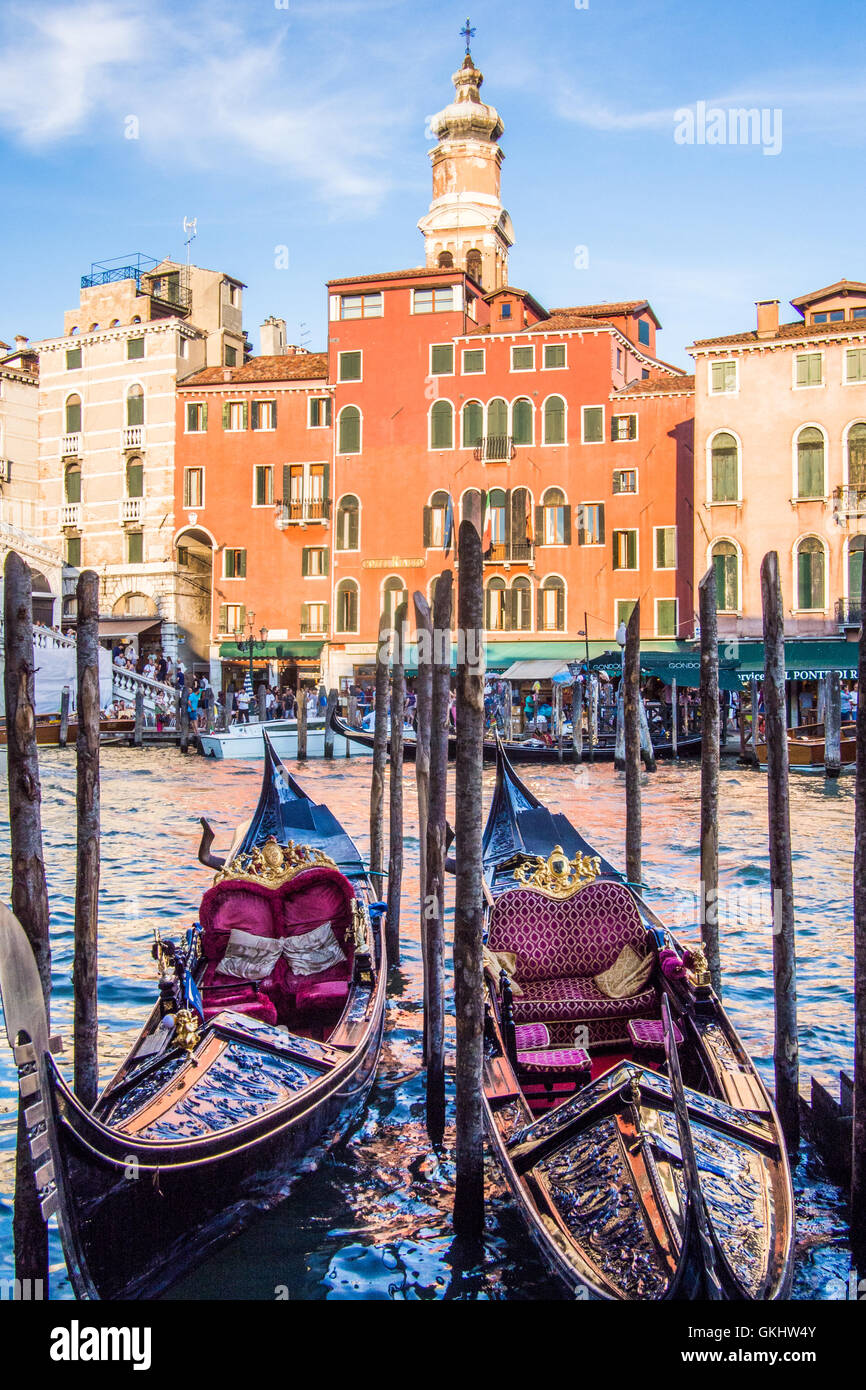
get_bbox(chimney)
[756,300,779,339]
[260,316,287,356]
[14,334,29,352]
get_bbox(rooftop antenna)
[299,321,311,350]
[183,217,198,265]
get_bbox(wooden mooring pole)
[749,675,760,766]
[624,601,642,890]
[3,551,52,1291]
[59,684,70,748]
[370,612,390,897]
[851,561,866,1268]
[323,687,338,760]
[74,571,100,1108]
[425,573,452,1145]
[133,687,144,748]
[671,677,679,758]
[699,568,722,997]
[386,603,406,966]
[573,676,584,761]
[825,669,842,780]
[454,522,485,1238]
[413,591,433,1049]
[760,552,800,1152]
[296,687,307,760]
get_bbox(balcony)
[62,433,81,458]
[60,503,81,530]
[300,621,327,635]
[474,436,515,463]
[833,485,866,518]
[835,597,862,628]
[484,541,534,565]
[275,498,331,528]
[121,497,143,525]
[123,425,144,450]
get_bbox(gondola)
[480,737,795,1300]
[0,731,387,1299]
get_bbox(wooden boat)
[0,715,134,747]
[755,720,857,773]
[480,738,795,1300]
[0,731,386,1299]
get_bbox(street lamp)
[235,609,268,716]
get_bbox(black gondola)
[480,737,795,1300]
[0,732,387,1299]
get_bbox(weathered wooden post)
[749,675,760,765]
[74,571,100,1107]
[589,673,598,762]
[133,687,144,747]
[624,601,642,889]
[425,572,452,1145]
[323,687,338,760]
[59,684,70,748]
[761,552,799,1152]
[573,676,584,760]
[699,568,722,997]
[638,693,657,772]
[179,689,190,753]
[296,687,308,760]
[506,680,514,742]
[3,552,52,1291]
[852,560,866,1268]
[671,678,679,758]
[413,591,433,1048]
[554,682,563,762]
[386,603,406,966]
[454,522,485,1238]
[346,693,358,755]
[614,680,625,772]
[370,612,390,895]
[825,669,842,779]
[257,682,267,724]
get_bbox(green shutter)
[202,402,208,431]
[463,400,483,447]
[423,506,432,547]
[562,506,572,545]
[339,407,360,453]
[239,550,247,578]
[534,505,544,547]
[271,399,277,428]
[513,399,532,445]
[431,401,453,448]
[322,463,330,507]
[556,585,565,632]
[242,402,249,429]
[597,504,605,546]
[222,402,230,430]
[250,401,259,430]
[536,585,544,630]
[349,505,359,550]
[302,548,310,577]
[282,464,290,503]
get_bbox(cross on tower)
[460,17,476,54]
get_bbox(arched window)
[511,487,532,560]
[65,463,82,503]
[512,576,532,631]
[335,579,359,634]
[461,488,483,531]
[538,575,565,631]
[430,399,453,449]
[712,540,739,611]
[485,488,507,559]
[711,431,738,501]
[338,405,361,454]
[541,487,570,546]
[437,250,453,269]
[383,576,408,628]
[485,398,509,462]
[849,536,866,614]
[126,456,143,498]
[512,397,533,445]
[335,494,360,551]
[462,400,483,449]
[796,427,824,498]
[423,490,450,548]
[65,394,81,434]
[543,395,565,445]
[848,423,866,489]
[126,384,144,427]
[796,536,825,611]
[466,249,482,283]
[485,576,507,631]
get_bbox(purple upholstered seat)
[628,1017,684,1050]
[517,1047,591,1076]
[514,1022,550,1050]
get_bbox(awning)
[500,659,569,681]
[588,645,743,691]
[98,617,161,638]
[587,638,861,690]
[218,641,323,662]
[734,639,861,684]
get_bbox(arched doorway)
[174,527,214,671]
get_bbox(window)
[219,603,245,635]
[616,347,623,370]
[500,303,512,319]
[538,577,565,632]
[654,599,676,637]
[846,349,866,383]
[66,347,81,370]
[513,576,532,630]
[178,337,188,359]
[126,457,143,498]
[127,531,144,564]
[796,352,823,387]
[430,400,454,449]
[224,548,247,579]
[796,537,825,610]
[65,395,81,433]
[612,529,638,570]
[462,349,485,374]
[638,319,651,347]
[64,464,82,503]
[126,385,144,427]
[655,526,677,569]
[225,346,237,367]
[710,360,737,393]
[413,286,455,313]
[485,577,507,631]
[466,250,482,283]
[183,467,204,508]
[543,344,566,370]
[301,602,328,634]
[306,464,327,518]
[511,345,534,371]
[796,427,825,498]
[485,489,508,555]
[438,251,454,269]
[855,309,866,320]
[338,351,362,382]
[612,469,637,494]
[228,284,241,308]
[512,398,533,445]
[712,541,739,612]
[254,465,274,506]
[339,292,383,319]
[186,402,207,432]
[127,337,145,360]
[65,535,81,567]
[462,400,483,448]
[611,413,637,441]
[302,546,329,578]
[813,310,844,323]
[224,401,247,431]
[641,369,650,380]
[336,495,360,550]
[710,431,739,501]
[582,405,603,443]
[338,405,361,454]
[488,398,508,439]
[177,546,189,567]
[616,599,637,630]
[251,400,276,430]
[578,503,604,546]
[540,487,570,546]
[335,580,359,633]
[424,490,450,548]
[848,537,866,608]
[309,397,332,428]
[431,344,454,375]
[848,424,866,488]
[382,576,408,627]
[544,395,566,445]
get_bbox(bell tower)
[418,26,513,292]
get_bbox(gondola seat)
[517,1047,591,1080]
[514,1023,550,1050]
[197,886,281,1026]
[274,868,357,1022]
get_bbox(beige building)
[690,280,866,636]
[30,255,245,665]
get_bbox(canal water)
[0,748,854,1299]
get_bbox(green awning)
[403,640,610,677]
[219,641,323,662]
[587,638,861,690]
[733,639,860,684]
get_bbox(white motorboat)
[197,716,363,761]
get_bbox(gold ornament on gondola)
[173,1008,201,1056]
[213,837,337,889]
[512,846,601,899]
[687,944,712,988]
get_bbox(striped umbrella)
[243,670,254,698]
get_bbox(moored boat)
[0,732,387,1299]
[198,714,333,760]
[480,738,795,1300]
[755,720,857,773]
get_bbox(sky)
[1,0,864,367]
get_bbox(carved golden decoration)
[173,1008,201,1056]
[512,846,601,899]
[350,898,369,952]
[214,836,337,889]
[687,945,712,988]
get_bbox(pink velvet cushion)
[628,1018,684,1049]
[294,979,350,1013]
[517,1048,591,1074]
[514,1022,550,1050]
[512,975,657,1025]
[201,986,277,1026]
[199,886,277,962]
[276,868,355,1002]
[487,880,646,983]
